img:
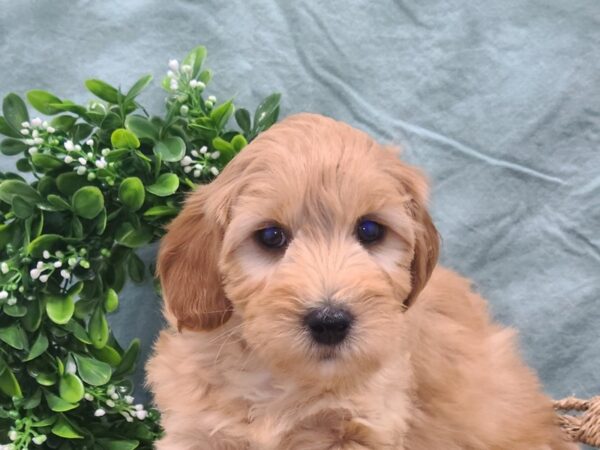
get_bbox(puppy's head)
[158,114,438,382]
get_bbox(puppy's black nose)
[304,306,354,346]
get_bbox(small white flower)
[95,158,107,169]
[193,169,201,178]
[168,59,179,71]
[124,395,134,404]
[86,139,94,146]
[28,147,38,155]
[106,399,115,407]
[179,105,189,115]
[54,261,62,268]
[0,291,8,300]
[84,393,94,401]
[64,155,74,164]
[210,151,220,160]
[87,173,96,181]
[191,149,199,157]
[21,121,30,128]
[134,404,144,411]
[39,274,49,283]
[101,148,110,156]
[34,137,43,145]
[60,269,71,279]
[31,117,43,127]
[74,144,82,151]
[189,79,198,88]
[199,146,208,154]
[43,250,51,259]
[78,157,87,165]
[183,166,193,174]
[135,410,148,420]
[8,430,17,441]
[86,152,93,159]
[64,140,75,151]
[194,163,203,170]
[30,268,41,280]
[207,95,216,103]
[32,434,47,445]
[68,257,77,267]
[181,64,192,74]
[180,156,193,166]
[111,392,119,400]
[42,121,49,129]
[65,360,77,374]
[32,129,39,138]
[7,298,16,306]
[121,411,134,422]
[76,165,87,175]
[36,261,44,269]
[20,128,30,135]
[166,70,175,78]
[107,385,116,396]
[94,408,106,417]
[169,80,179,90]
[210,167,219,176]
[24,139,35,145]
[46,126,55,133]
[0,262,8,274]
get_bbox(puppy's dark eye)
[256,226,288,249]
[356,219,385,244]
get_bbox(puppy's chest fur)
[149,329,412,449]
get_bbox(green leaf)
[183,45,207,78]
[63,320,92,344]
[23,388,43,410]
[146,173,179,197]
[0,116,22,138]
[72,186,105,219]
[143,205,178,218]
[49,101,88,117]
[44,390,78,412]
[153,136,185,162]
[12,195,34,219]
[0,179,41,205]
[0,363,22,398]
[111,128,140,149]
[73,353,111,386]
[210,100,234,131]
[59,373,85,403]
[254,93,281,132]
[115,223,154,248]
[72,123,94,142]
[125,114,158,141]
[2,93,29,130]
[0,138,27,155]
[52,414,84,439]
[51,114,78,131]
[47,194,72,211]
[27,233,63,257]
[24,332,48,361]
[104,148,130,162]
[27,90,63,115]
[3,302,27,317]
[22,299,43,332]
[85,79,120,103]
[96,208,107,234]
[16,158,32,172]
[118,177,145,211]
[104,288,119,313]
[56,172,87,196]
[231,134,248,152]
[46,294,75,325]
[0,324,28,350]
[127,252,146,283]
[32,152,63,170]
[91,345,122,366]
[89,306,109,349]
[235,108,251,133]
[97,439,140,450]
[126,74,153,100]
[113,339,140,378]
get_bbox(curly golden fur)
[146,113,576,450]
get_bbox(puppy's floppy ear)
[157,185,232,331]
[383,150,440,306]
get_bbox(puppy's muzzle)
[303,305,354,346]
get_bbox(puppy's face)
[158,114,438,383]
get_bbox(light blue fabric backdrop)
[1,0,598,431]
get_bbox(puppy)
[147,113,575,450]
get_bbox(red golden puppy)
[147,113,575,450]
